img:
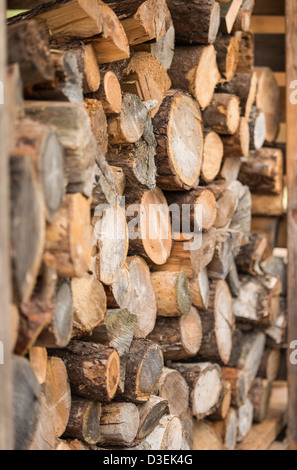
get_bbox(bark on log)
[214,33,239,82]
[236,232,268,275]
[221,117,250,157]
[212,408,237,450]
[236,30,254,72]
[137,396,169,440]
[203,93,240,135]
[158,368,189,417]
[227,329,243,368]
[63,397,102,445]
[221,367,248,408]
[99,403,139,447]
[248,378,272,424]
[239,148,283,194]
[208,229,242,280]
[201,130,224,183]
[249,106,266,151]
[135,415,183,450]
[151,271,192,317]
[217,71,258,119]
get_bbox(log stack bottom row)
[6,0,287,451]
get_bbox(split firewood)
[212,408,237,450]
[43,356,71,438]
[261,252,287,296]
[236,233,267,276]
[214,34,239,82]
[134,415,183,451]
[52,341,120,402]
[29,347,48,386]
[151,271,192,317]
[105,265,132,309]
[7,20,54,88]
[229,183,252,237]
[180,409,194,450]
[110,166,126,196]
[266,310,288,349]
[227,329,244,368]
[221,367,248,408]
[248,378,272,424]
[210,380,232,421]
[92,151,123,209]
[201,130,224,183]
[65,43,100,94]
[255,67,280,143]
[220,156,243,183]
[257,348,281,382]
[239,148,284,194]
[63,397,102,445]
[198,280,234,365]
[166,187,218,232]
[167,0,221,44]
[220,0,244,34]
[171,362,223,420]
[148,307,202,361]
[158,368,189,417]
[169,45,220,110]
[249,106,266,151]
[13,356,41,450]
[213,188,237,229]
[126,256,157,339]
[99,403,139,448]
[29,394,56,451]
[218,71,258,119]
[237,398,254,442]
[236,31,254,72]
[190,268,210,310]
[232,0,255,32]
[123,339,164,403]
[237,331,266,391]
[25,101,97,196]
[84,99,108,157]
[226,262,241,297]
[153,90,203,191]
[137,396,169,440]
[93,70,122,114]
[8,0,130,63]
[221,117,250,157]
[193,420,225,450]
[203,93,240,135]
[208,229,242,280]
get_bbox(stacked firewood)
[6,0,287,451]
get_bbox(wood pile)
[6,0,287,451]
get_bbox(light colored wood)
[193,420,225,450]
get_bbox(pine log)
[210,380,232,420]
[203,93,240,135]
[44,356,71,438]
[190,268,210,310]
[237,398,254,442]
[201,130,224,183]
[93,70,122,114]
[105,265,132,309]
[121,52,171,117]
[84,99,108,157]
[25,101,97,196]
[126,256,157,339]
[135,415,183,450]
[151,271,192,317]
[236,233,267,275]
[137,396,169,440]
[226,261,240,297]
[8,0,130,63]
[257,348,281,382]
[171,363,223,420]
[248,378,272,424]
[126,187,172,265]
[123,339,164,403]
[166,187,217,232]
[158,368,189,417]
[13,356,41,450]
[7,20,54,88]
[239,148,283,194]
[237,332,266,391]
[214,33,239,82]
[167,0,221,44]
[249,106,266,151]
[63,397,102,445]
[217,71,258,119]
[208,229,242,280]
[153,90,203,190]
[29,394,56,451]
[198,280,234,365]
[212,408,237,450]
[221,367,248,408]
[52,341,120,402]
[148,307,202,361]
[236,31,254,72]
[29,347,48,386]
[99,403,139,447]
[221,117,250,157]
[255,67,280,143]
[169,45,220,110]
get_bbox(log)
[198,280,234,365]
[249,106,266,151]
[92,151,124,209]
[212,408,237,450]
[25,101,97,196]
[137,396,169,440]
[213,188,237,229]
[29,347,48,386]
[257,348,281,382]
[84,99,108,157]
[126,256,157,339]
[214,34,239,82]
[217,71,258,119]
[229,183,252,237]
[66,43,100,94]
[10,155,45,304]
[236,31,254,72]
[210,380,232,420]
[167,0,221,45]
[13,356,41,450]
[203,93,240,135]
[168,45,220,110]
[94,70,122,114]
[105,265,132,309]
[248,378,272,424]
[8,0,130,63]
[208,229,242,280]
[44,194,92,278]
[221,367,248,408]
[63,397,102,445]
[193,420,225,450]
[151,271,192,317]
[227,329,243,367]
[99,403,139,447]
[255,67,280,143]
[153,90,203,191]
[166,187,217,232]
[110,166,126,196]
[236,233,267,275]
[266,311,287,349]
[252,191,286,217]
[171,363,223,420]
[237,331,266,391]
[7,20,54,88]
[121,52,172,117]
[237,398,254,442]
[226,262,240,297]
[29,394,56,451]
[71,274,107,338]
[220,0,244,34]
[190,268,210,310]
[239,148,284,194]
[220,156,243,182]
[44,356,71,438]
[180,409,194,450]
[55,440,72,450]
[6,63,25,154]
[123,339,164,403]
[148,307,202,361]
[221,117,250,157]
[92,202,129,285]
[52,341,120,402]
[158,368,189,417]
[201,130,224,183]
[66,439,89,450]
[127,187,172,265]
[135,415,183,450]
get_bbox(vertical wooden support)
[286,0,297,450]
[0,1,13,450]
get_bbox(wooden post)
[0,1,13,450]
[286,0,297,450]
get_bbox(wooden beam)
[0,1,13,451]
[286,0,297,451]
